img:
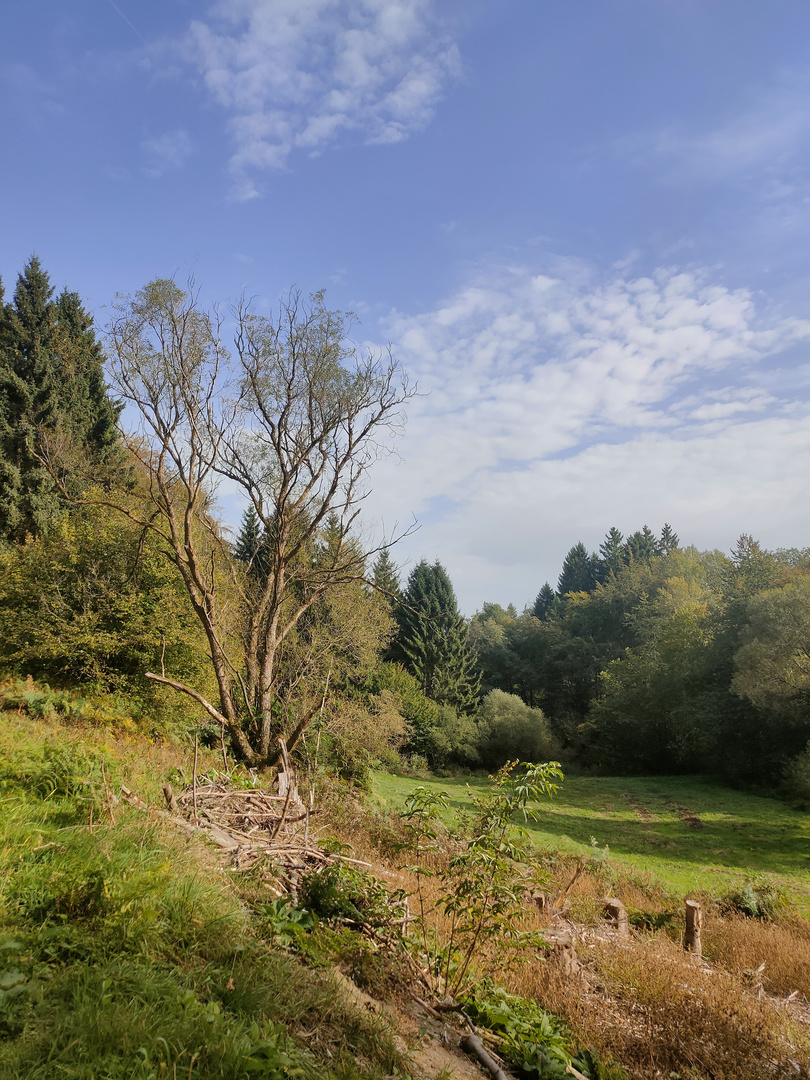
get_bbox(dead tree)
[96,280,413,768]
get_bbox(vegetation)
[4,256,810,1076]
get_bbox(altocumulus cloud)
[366,260,810,611]
[181,0,460,199]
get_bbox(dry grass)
[331,801,810,1080]
[504,930,810,1079]
[705,912,810,998]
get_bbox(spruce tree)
[596,526,625,582]
[557,541,598,597]
[372,548,401,606]
[625,525,658,564]
[659,522,679,555]
[393,559,480,713]
[0,256,122,541]
[234,505,268,576]
[533,582,558,621]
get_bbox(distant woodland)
[2,257,810,800]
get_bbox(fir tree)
[372,548,401,606]
[393,559,480,713]
[625,525,658,564]
[0,256,122,541]
[596,526,624,582]
[557,541,598,597]
[234,505,267,575]
[533,582,558,621]
[659,522,679,555]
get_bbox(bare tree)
[101,279,412,768]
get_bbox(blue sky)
[4,0,810,612]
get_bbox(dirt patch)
[663,798,705,830]
[620,792,654,822]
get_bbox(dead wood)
[461,1033,514,1080]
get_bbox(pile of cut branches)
[121,770,360,898]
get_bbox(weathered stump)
[601,897,629,937]
[545,931,581,976]
[684,899,702,957]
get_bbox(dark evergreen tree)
[596,526,624,582]
[625,525,658,564]
[557,541,598,597]
[393,559,480,713]
[533,582,558,621]
[372,548,401,606]
[234,505,267,575]
[0,256,122,541]
[659,522,679,555]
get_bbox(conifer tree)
[596,526,625,582]
[659,522,679,555]
[234,505,266,575]
[533,582,558,621]
[557,541,598,597]
[372,548,401,606]
[393,559,480,713]
[625,525,658,564]
[0,256,121,541]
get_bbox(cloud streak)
[183,0,460,199]
[366,260,810,610]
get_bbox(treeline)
[2,257,809,799]
[468,527,810,797]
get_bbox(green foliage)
[398,761,563,998]
[300,860,406,930]
[476,689,558,769]
[392,559,481,714]
[0,495,213,724]
[722,877,786,920]
[466,981,627,1079]
[260,899,316,948]
[0,256,123,542]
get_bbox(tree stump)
[601,897,629,937]
[545,931,580,976]
[684,899,702,957]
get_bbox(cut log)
[684,899,702,957]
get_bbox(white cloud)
[182,0,460,198]
[140,128,194,177]
[364,260,810,611]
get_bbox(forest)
[2,256,810,802]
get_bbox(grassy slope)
[373,771,810,910]
[0,713,402,1080]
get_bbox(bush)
[476,690,558,769]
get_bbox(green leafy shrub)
[466,981,627,1080]
[722,877,786,920]
[476,690,558,770]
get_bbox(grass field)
[372,770,810,909]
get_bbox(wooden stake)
[684,899,702,957]
[101,761,116,826]
[192,734,199,825]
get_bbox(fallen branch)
[461,1034,514,1080]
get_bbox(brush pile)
[167,775,341,891]
[117,770,348,897]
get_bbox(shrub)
[476,690,558,769]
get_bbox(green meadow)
[372,771,810,910]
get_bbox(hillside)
[3,699,810,1079]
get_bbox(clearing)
[373,770,810,910]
